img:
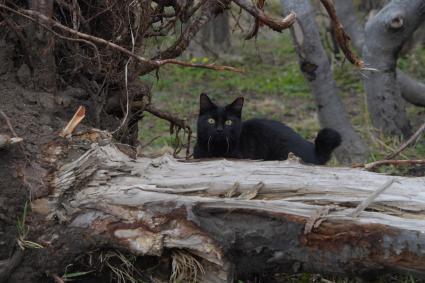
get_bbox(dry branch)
[363,159,425,171]
[59,106,86,137]
[349,178,395,217]
[319,0,363,68]
[0,134,23,148]
[232,0,295,34]
[0,110,18,138]
[144,104,193,158]
[385,121,425,159]
[0,4,241,74]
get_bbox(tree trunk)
[363,0,425,137]
[335,0,425,108]
[36,143,425,282]
[280,0,369,164]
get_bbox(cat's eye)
[225,120,233,126]
[208,118,215,124]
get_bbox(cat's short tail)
[314,128,342,164]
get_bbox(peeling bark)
[362,0,425,137]
[280,0,369,164]
[36,143,425,282]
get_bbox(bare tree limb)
[350,178,396,217]
[397,70,425,107]
[319,0,363,68]
[232,0,295,34]
[144,104,193,158]
[385,121,425,159]
[363,159,425,171]
[0,110,18,137]
[0,4,241,74]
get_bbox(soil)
[0,63,158,282]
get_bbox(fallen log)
[36,143,425,282]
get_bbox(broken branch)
[319,0,364,68]
[363,159,425,171]
[60,106,86,137]
[350,178,396,217]
[385,121,425,160]
[144,104,193,158]
[0,4,241,74]
[232,0,295,33]
[156,59,244,73]
[0,110,18,137]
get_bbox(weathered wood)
[0,134,23,148]
[44,144,425,282]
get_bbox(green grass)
[16,201,43,250]
[139,32,315,151]
[139,27,425,169]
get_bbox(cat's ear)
[226,97,244,117]
[199,93,216,114]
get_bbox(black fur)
[193,93,342,165]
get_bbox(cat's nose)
[217,125,223,132]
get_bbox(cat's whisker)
[207,136,212,153]
[226,137,230,154]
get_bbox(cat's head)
[196,93,244,153]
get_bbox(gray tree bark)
[362,0,425,137]
[335,0,425,108]
[44,143,425,282]
[280,0,369,164]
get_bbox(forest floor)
[139,30,425,175]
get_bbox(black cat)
[193,93,342,165]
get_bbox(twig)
[157,59,244,73]
[319,0,364,68]
[232,0,296,33]
[363,159,425,171]
[152,3,213,62]
[60,106,86,137]
[244,0,265,39]
[140,136,162,149]
[0,5,241,73]
[145,105,188,131]
[385,121,425,160]
[0,111,18,137]
[144,104,192,159]
[0,134,23,148]
[350,178,396,217]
